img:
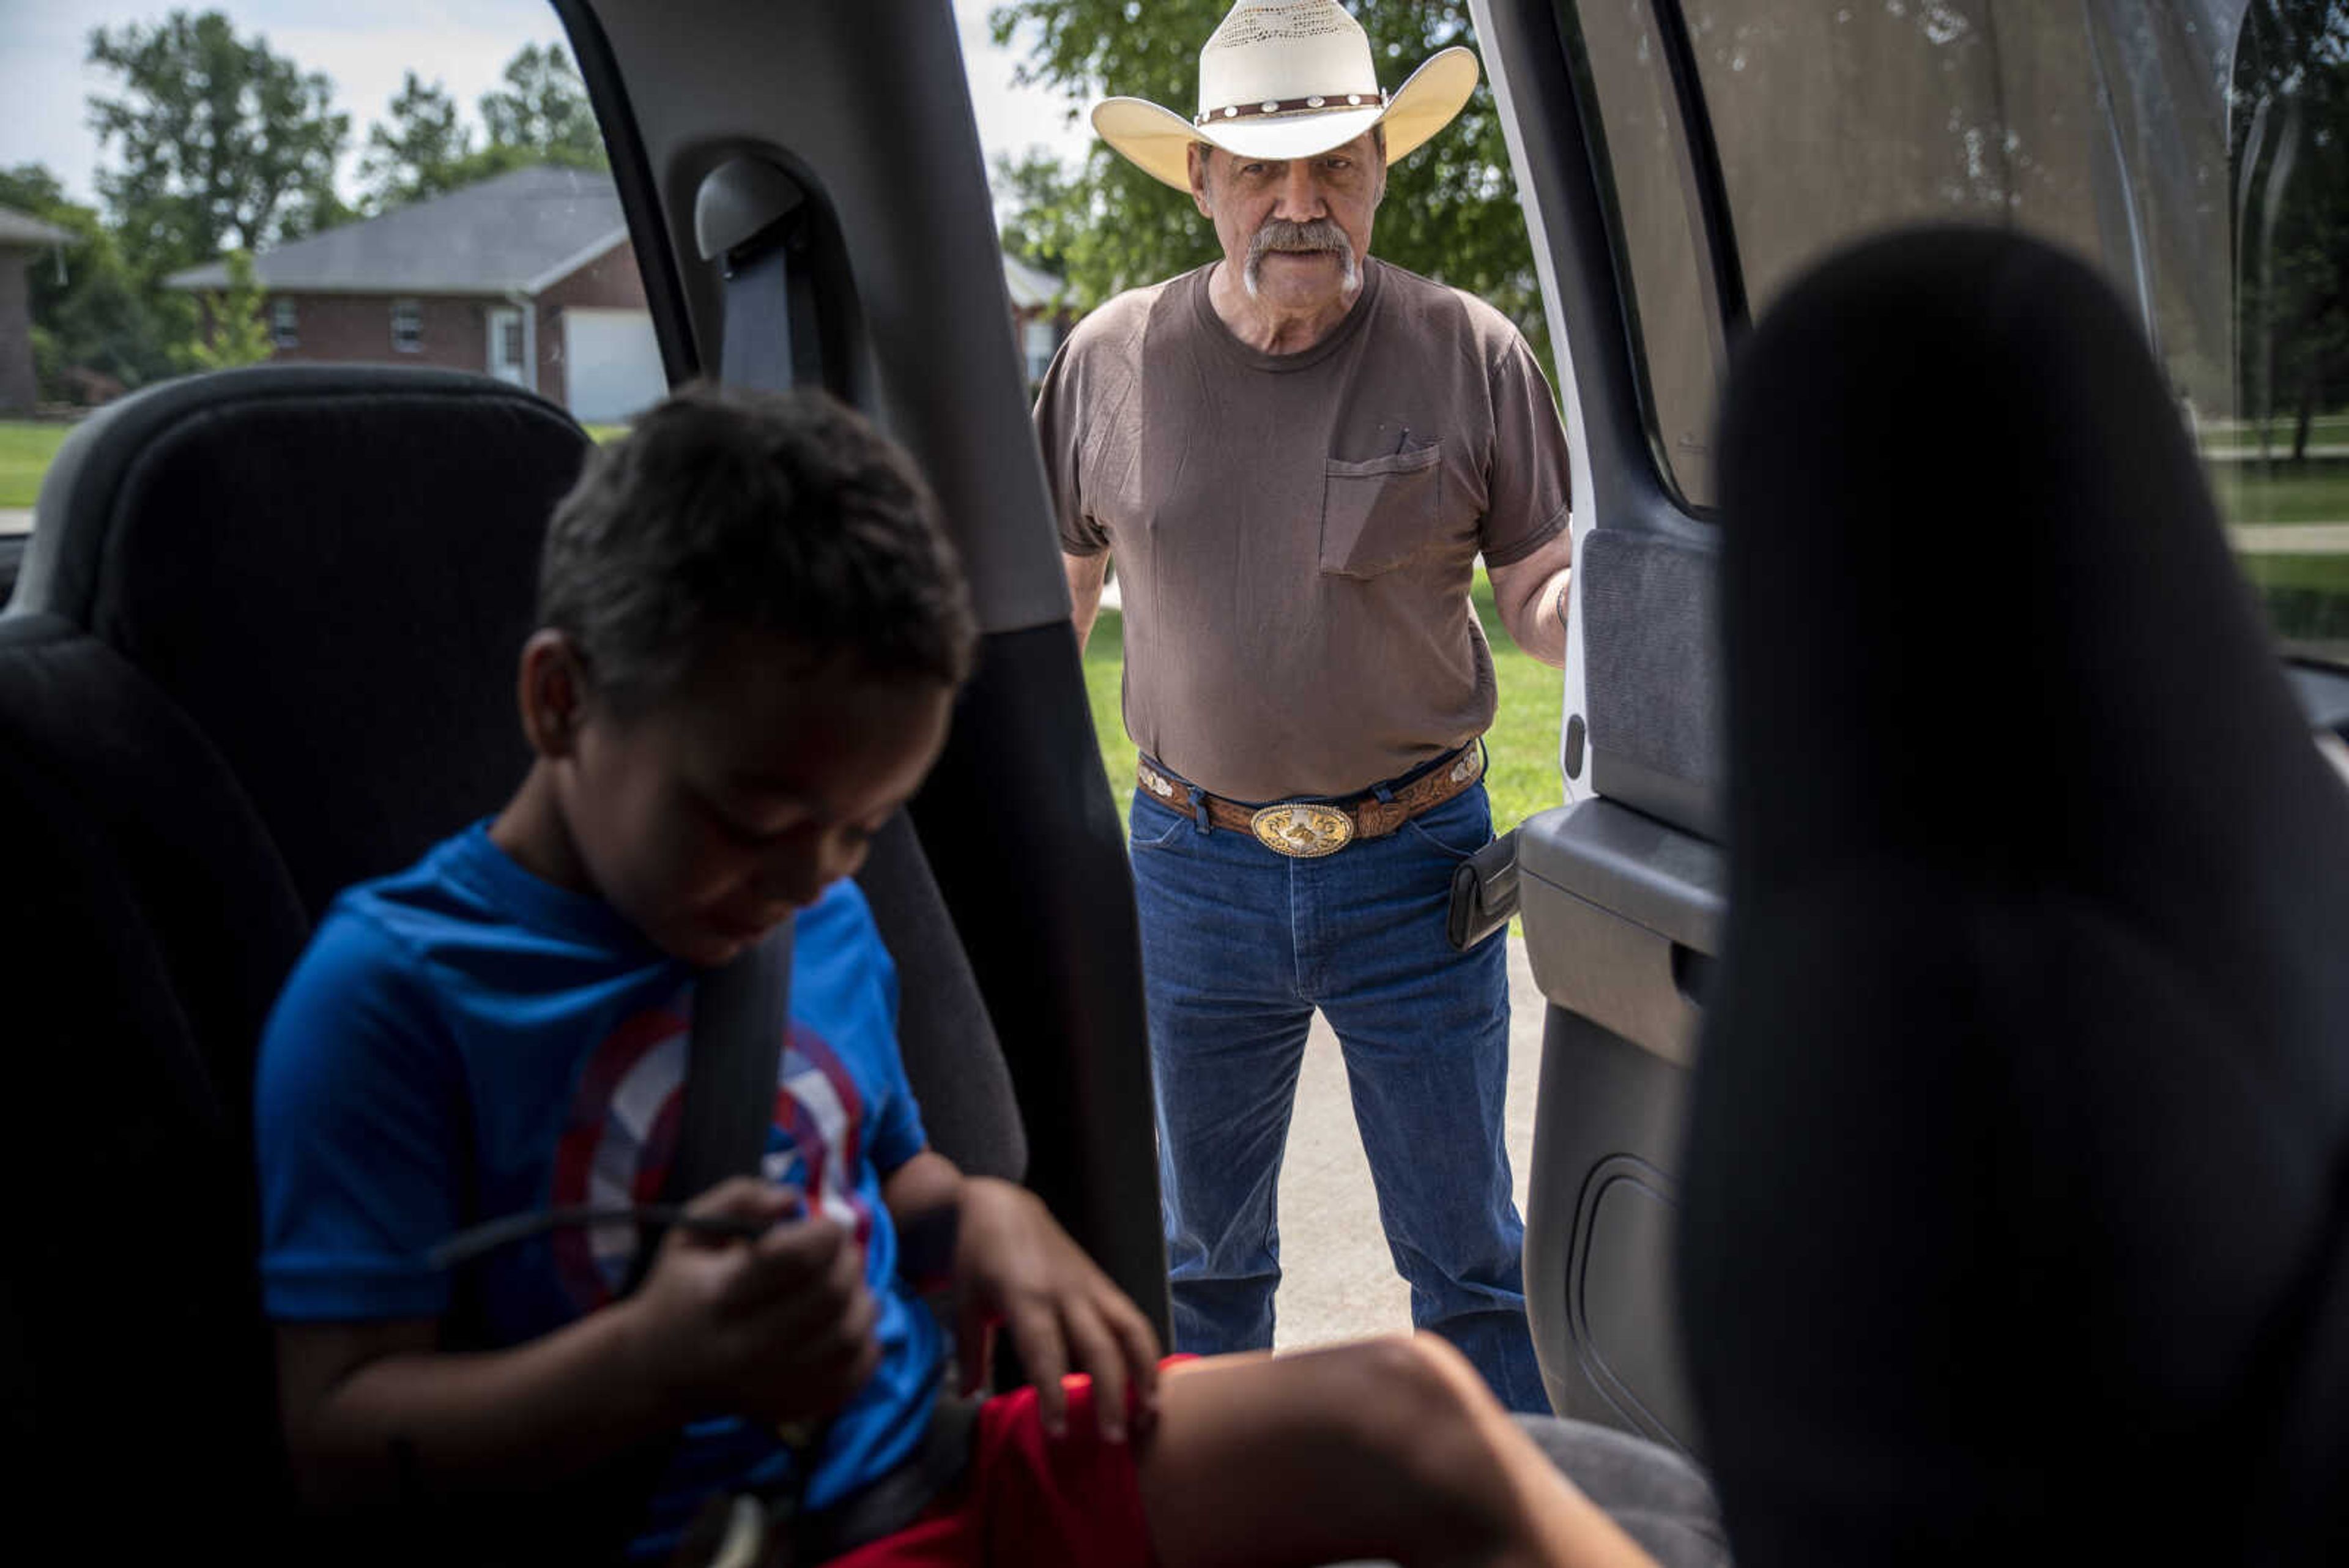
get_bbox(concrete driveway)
[1269,932,1545,1351]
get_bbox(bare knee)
[1346,1337,1518,1551]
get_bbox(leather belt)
[1138,743,1486,858]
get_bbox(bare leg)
[1137,1336,1659,1568]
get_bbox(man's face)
[554,631,954,967]
[1190,131,1386,316]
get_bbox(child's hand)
[628,1177,880,1427]
[949,1176,1162,1443]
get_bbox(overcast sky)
[0,0,1094,207]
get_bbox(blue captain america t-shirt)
[254,822,944,1553]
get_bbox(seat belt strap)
[719,245,798,399]
[632,204,815,1259]
[631,921,796,1279]
[670,922,796,1204]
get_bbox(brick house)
[1,204,76,414]
[168,165,660,422]
[170,165,1075,421]
[1004,252,1073,392]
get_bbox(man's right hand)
[629,1176,882,1427]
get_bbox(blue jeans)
[1129,777,1548,1411]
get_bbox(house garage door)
[562,307,664,423]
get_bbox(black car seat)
[1682,228,2349,1565]
[0,363,1020,1554]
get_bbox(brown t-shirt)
[1036,258,1571,801]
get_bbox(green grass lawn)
[0,417,622,510]
[0,420,73,508]
[1080,570,1566,833]
[2239,554,2349,650]
[2211,456,2349,526]
[2242,552,2349,594]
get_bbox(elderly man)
[1034,0,1572,1410]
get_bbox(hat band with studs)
[1193,88,1387,127]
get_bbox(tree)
[987,0,1550,373]
[182,249,274,371]
[477,44,607,171]
[360,72,475,210]
[2233,0,2349,461]
[0,163,177,395]
[993,148,1085,280]
[86,11,352,280]
[358,44,607,215]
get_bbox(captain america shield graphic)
[549,989,872,1309]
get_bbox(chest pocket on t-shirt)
[1321,442,1445,579]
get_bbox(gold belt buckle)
[1250,801,1355,858]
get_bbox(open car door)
[1470,0,2349,1456]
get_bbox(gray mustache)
[1249,218,1349,260]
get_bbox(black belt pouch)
[1447,826,1521,951]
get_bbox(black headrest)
[15,365,592,916]
[1682,228,2349,1563]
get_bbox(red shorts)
[829,1362,1190,1568]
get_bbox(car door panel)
[1516,793,1722,1447]
[1577,526,1724,839]
[1481,0,2342,1473]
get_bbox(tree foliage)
[182,248,274,371]
[478,45,607,172]
[0,163,178,395]
[360,72,475,210]
[987,0,1548,372]
[86,10,351,280]
[359,46,607,215]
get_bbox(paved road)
[1269,932,1545,1353]
[0,508,32,537]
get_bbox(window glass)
[1022,314,1058,386]
[1562,1,2349,664]
[1557,1,1725,506]
[0,0,658,466]
[2225,0,2349,661]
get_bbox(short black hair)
[536,384,978,715]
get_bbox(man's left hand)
[949,1176,1163,1443]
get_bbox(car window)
[2226,0,2349,663]
[0,0,655,482]
[0,1,1094,530]
[1556,0,1726,510]
[1556,1,2347,666]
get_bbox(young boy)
[254,385,1657,1567]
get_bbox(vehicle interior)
[3,0,2345,1562]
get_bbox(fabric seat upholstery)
[15,366,584,916]
[1681,229,2349,1566]
[2,366,587,1551]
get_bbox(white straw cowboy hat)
[1093,0,1480,193]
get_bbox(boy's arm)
[879,1147,964,1276]
[881,1150,1162,1443]
[278,1179,878,1509]
[278,1309,669,1507]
